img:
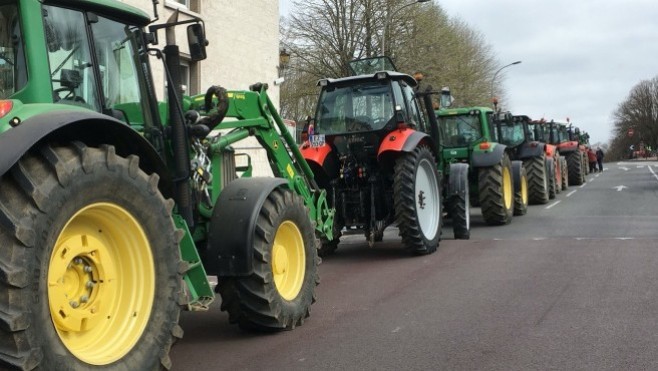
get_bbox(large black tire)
[548,158,557,199]
[561,157,569,190]
[514,164,528,216]
[319,235,340,257]
[448,191,470,240]
[524,155,549,205]
[478,153,514,225]
[555,156,562,194]
[218,188,319,330]
[567,151,584,186]
[0,143,182,370]
[393,146,442,255]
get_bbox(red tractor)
[301,57,442,255]
[544,120,586,185]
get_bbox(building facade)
[122,0,281,176]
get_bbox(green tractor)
[0,1,334,370]
[435,106,526,225]
[495,114,566,205]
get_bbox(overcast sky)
[280,1,658,144]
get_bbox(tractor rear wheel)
[514,164,528,216]
[567,151,584,186]
[218,188,319,330]
[478,153,514,225]
[393,146,442,255]
[0,143,182,371]
[524,155,549,205]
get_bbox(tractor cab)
[311,70,424,160]
[494,111,528,149]
[435,106,495,159]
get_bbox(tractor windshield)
[498,121,526,147]
[438,114,482,148]
[0,3,26,99]
[315,80,394,135]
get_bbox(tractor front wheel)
[514,164,529,216]
[525,155,549,205]
[0,143,181,371]
[218,188,319,330]
[479,153,514,225]
[567,151,585,186]
[448,188,470,240]
[393,146,442,255]
[561,157,569,190]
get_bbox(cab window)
[43,5,100,111]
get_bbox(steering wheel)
[53,87,85,103]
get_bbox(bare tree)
[607,76,658,160]
[280,0,504,123]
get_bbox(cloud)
[438,0,658,144]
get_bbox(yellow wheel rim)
[272,221,305,301]
[521,175,528,205]
[48,203,155,365]
[503,167,513,210]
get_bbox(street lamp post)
[382,0,430,56]
[490,60,521,108]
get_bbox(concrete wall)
[121,0,280,176]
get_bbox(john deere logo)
[273,140,279,150]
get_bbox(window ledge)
[164,1,200,18]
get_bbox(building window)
[165,0,199,13]
[164,59,199,97]
[179,61,190,95]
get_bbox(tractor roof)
[436,106,493,115]
[317,71,417,88]
[44,0,152,26]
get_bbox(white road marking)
[546,200,561,209]
[579,183,587,188]
[613,185,628,191]
[392,327,401,333]
[637,165,645,168]
[648,165,658,182]
[595,173,601,178]
[566,190,577,197]
[619,166,629,171]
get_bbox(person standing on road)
[596,147,604,172]
[587,147,597,173]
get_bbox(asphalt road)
[170,160,658,370]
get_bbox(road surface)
[170,160,658,370]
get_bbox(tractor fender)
[446,162,469,198]
[0,110,172,196]
[377,129,434,160]
[518,141,545,159]
[301,143,340,179]
[207,177,288,277]
[558,141,578,154]
[472,143,507,168]
[511,160,524,193]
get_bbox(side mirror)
[187,23,208,61]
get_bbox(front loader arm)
[189,84,335,240]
